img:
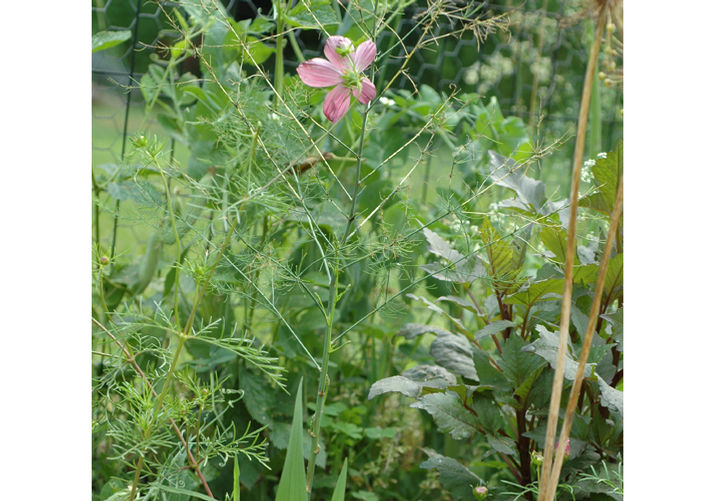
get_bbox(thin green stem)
[153,156,182,331]
[274,0,286,109]
[127,211,240,501]
[305,48,374,498]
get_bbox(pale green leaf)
[275,381,307,501]
[285,0,339,28]
[92,30,131,53]
[330,458,348,501]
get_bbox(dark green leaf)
[474,320,517,340]
[411,392,475,439]
[430,333,477,381]
[239,366,275,426]
[420,448,481,498]
[523,325,594,381]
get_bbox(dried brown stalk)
[542,178,623,501]
[537,7,608,500]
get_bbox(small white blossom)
[596,151,607,159]
[379,96,396,107]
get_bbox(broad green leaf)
[500,335,547,403]
[597,375,623,415]
[540,226,568,264]
[420,448,481,498]
[430,333,477,381]
[285,0,339,29]
[488,151,546,212]
[402,364,458,387]
[368,365,457,400]
[472,350,509,389]
[480,218,521,293]
[486,434,517,456]
[411,392,476,439]
[275,381,307,501]
[524,325,594,381]
[330,458,348,501]
[92,30,131,53]
[398,322,453,340]
[504,279,564,307]
[424,228,465,263]
[580,141,622,215]
[239,366,275,426]
[604,253,623,298]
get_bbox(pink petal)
[297,58,343,88]
[324,36,353,71]
[352,78,376,104]
[352,40,377,72]
[323,85,351,123]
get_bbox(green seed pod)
[134,230,163,293]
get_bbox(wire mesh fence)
[92,0,622,170]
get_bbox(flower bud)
[473,485,488,500]
[555,438,571,459]
[531,450,543,467]
[99,255,110,266]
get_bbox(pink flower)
[556,438,571,458]
[296,36,377,123]
[473,485,488,500]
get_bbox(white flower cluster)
[582,159,595,183]
[379,96,396,107]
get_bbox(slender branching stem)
[127,207,240,501]
[538,9,607,500]
[92,318,215,498]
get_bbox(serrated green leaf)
[480,218,521,293]
[604,253,623,298]
[473,350,509,389]
[524,325,594,381]
[275,381,307,501]
[540,226,568,264]
[486,434,517,456]
[411,392,476,439]
[92,30,132,53]
[420,448,481,498]
[504,279,564,307]
[500,335,547,401]
[597,375,623,415]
